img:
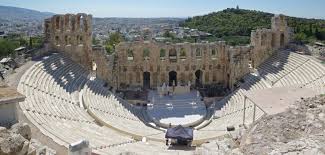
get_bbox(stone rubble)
[0,123,55,155]
[240,95,325,155]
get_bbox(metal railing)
[242,95,267,126]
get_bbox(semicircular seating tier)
[82,79,166,141]
[17,54,150,154]
[210,50,325,135]
[16,50,325,154]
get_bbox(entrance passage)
[143,72,150,89]
[195,70,203,88]
[280,33,285,47]
[169,71,177,86]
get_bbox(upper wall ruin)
[44,13,292,90]
[250,15,292,67]
[44,13,93,70]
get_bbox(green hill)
[181,8,325,45]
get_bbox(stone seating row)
[268,55,325,94]
[17,54,137,153]
[211,51,324,135]
[258,51,309,82]
[83,79,165,139]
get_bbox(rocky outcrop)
[10,123,31,141]
[240,95,325,155]
[0,123,31,155]
[0,123,55,155]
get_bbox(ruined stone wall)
[115,41,229,89]
[91,46,114,84]
[44,13,93,70]
[44,14,292,91]
[228,46,252,90]
[250,15,291,67]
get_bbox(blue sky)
[0,0,324,19]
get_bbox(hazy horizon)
[0,0,324,19]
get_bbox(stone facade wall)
[228,46,252,89]
[91,46,114,84]
[250,15,292,67]
[115,41,229,89]
[44,14,292,90]
[44,13,93,70]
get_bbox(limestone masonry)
[44,14,292,91]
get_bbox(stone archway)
[143,72,150,89]
[280,33,285,47]
[169,71,177,86]
[195,70,203,88]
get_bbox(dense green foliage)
[0,38,19,57]
[105,32,123,54]
[0,35,44,58]
[29,36,44,48]
[287,17,325,43]
[181,8,325,45]
[182,8,273,37]
[92,37,100,46]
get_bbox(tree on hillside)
[92,37,100,46]
[105,32,123,54]
[182,8,325,45]
[0,39,19,57]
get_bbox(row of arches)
[54,15,89,32]
[268,33,285,48]
[142,70,203,89]
[126,47,218,60]
[54,35,84,46]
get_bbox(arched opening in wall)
[143,72,150,89]
[78,16,84,32]
[55,16,60,30]
[71,16,76,31]
[45,23,50,42]
[196,48,202,59]
[69,16,73,31]
[83,16,88,32]
[79,36,83,45]
[280,33,285,47]
[169,71,177,86]
[64,15,69,30]
[127,49,134,61]
[271,33,276,47]
[180,48,186,59]
[211,49,217,59]
[143,48,150,60]
[160,48,166,60]
[169,48,177,63]
[64,36,70,45]
[55,36,60,46]
[195,70,203,88]
[45,23,50,33]
[261,33,267,46]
